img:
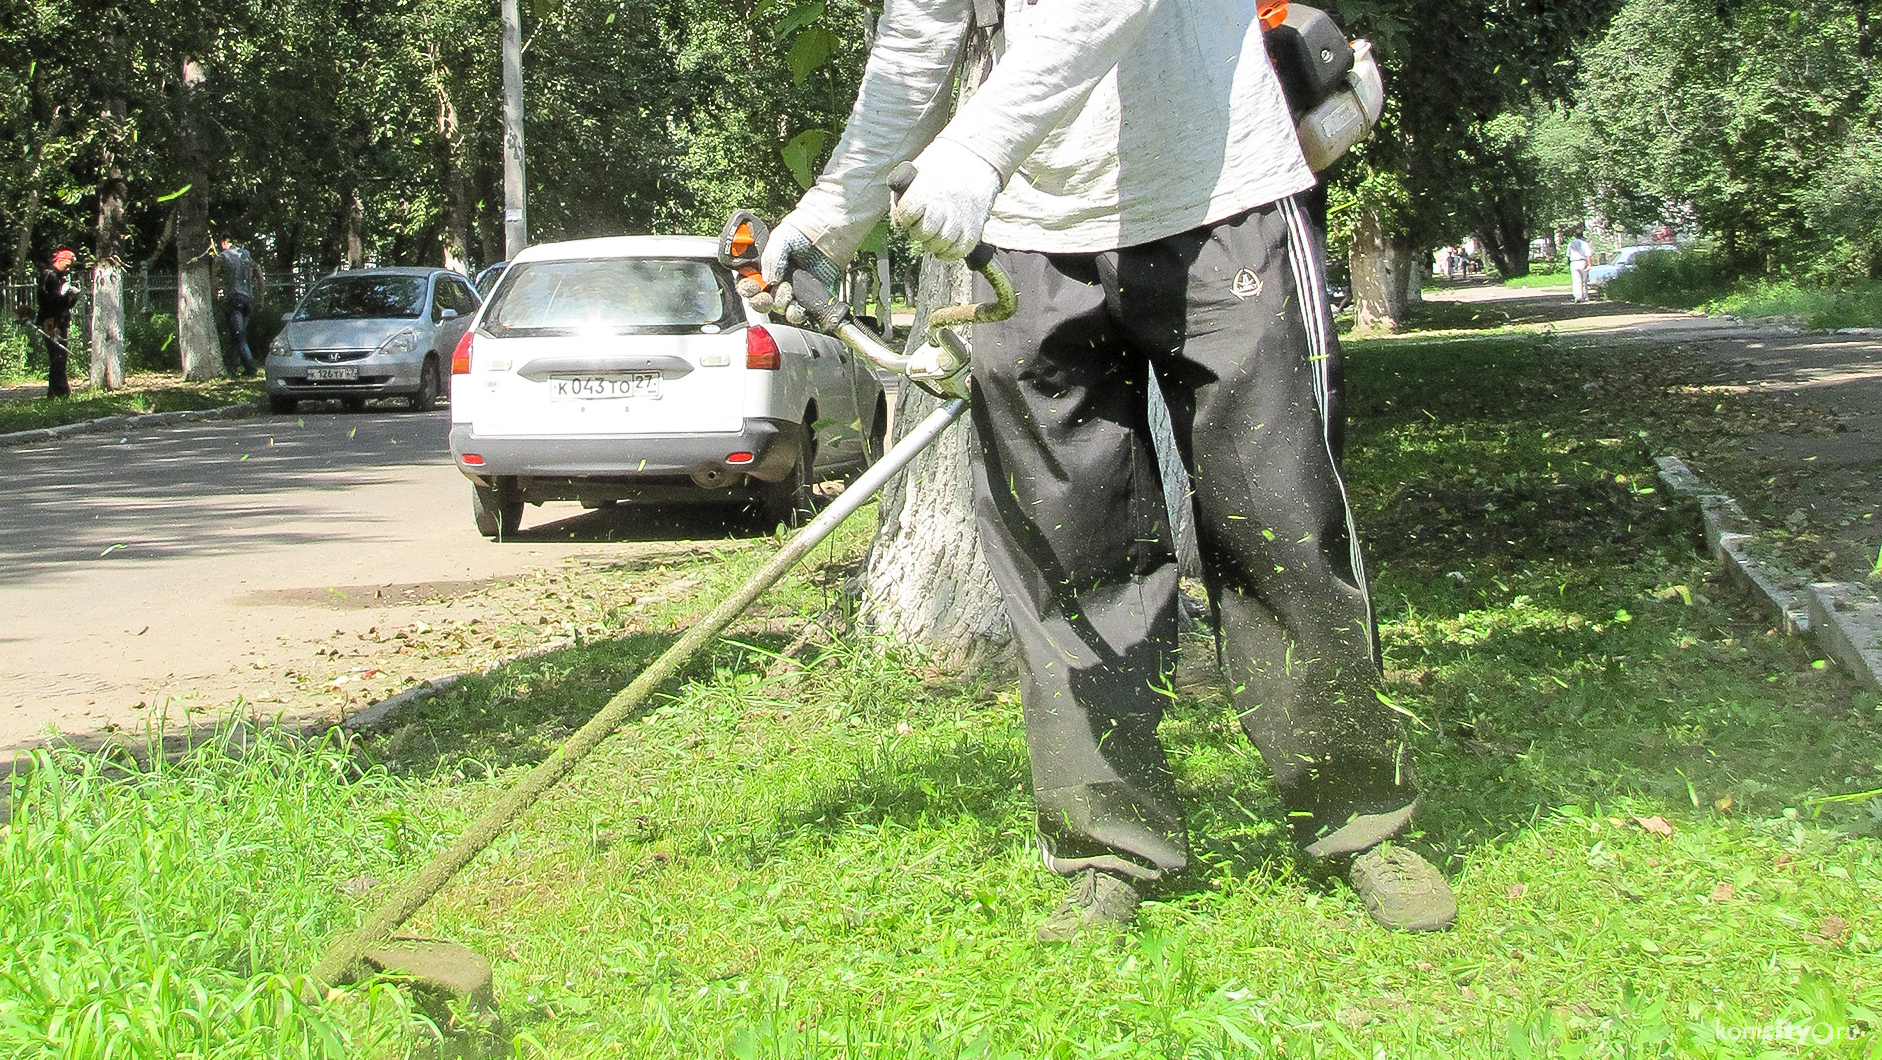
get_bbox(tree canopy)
[1,0,870,281]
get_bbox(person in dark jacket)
[36,249,81,398]
[215,237,264,375]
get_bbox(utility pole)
[501,0,527,258]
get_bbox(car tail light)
[725,452,754,465]
[461,453,485,466]
[746,325,781,371]
[451,330,475,374]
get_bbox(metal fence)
[5,263,328,353]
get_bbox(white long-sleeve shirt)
[791,0,1315,261]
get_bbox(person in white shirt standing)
[1566,229,1594,303]
[763,0,1455,940]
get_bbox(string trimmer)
[308,172,1014,1026]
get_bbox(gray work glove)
[749,217,845,327]
[889,139,1003,260]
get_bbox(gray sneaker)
[1348,844,1457,932]
[1036,869,1140,943]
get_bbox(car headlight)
[269,333,292,359]
[377,329,418,357]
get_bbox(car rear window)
[481,258,739,337]
[296,276,427,320]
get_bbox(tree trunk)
[1350,207,1408,333]
[176,59,221,380]
[432,50,471,274]
[91,106,129,390]
[90,266,125,389]
[344,186,366,269]
[859,255,1010,670]
[10,109,64,284]
[857,29,1012,668]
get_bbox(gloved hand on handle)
[889,138,1003,261]
[749,218,846,326]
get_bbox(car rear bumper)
[450,419,802,490]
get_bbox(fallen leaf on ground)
[1810,916,1851,944]
[1709,882,1734,902]
[1507,883,1527,899]
[1634,815,1675,837]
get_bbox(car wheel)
[268,395,298,414]
[341,396,367,413]
[758,422,817,529]
[410,357,441,412]
[472,483,524,539]
[863,394,888,466]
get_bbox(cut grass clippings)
[5,334,1881,1056]
[0,372,262,435]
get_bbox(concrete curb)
[1656,455,1882,688]
[0,401,262,448]
[340,636,577,734]
[0,399,265,448]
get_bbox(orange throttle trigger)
[719,211,772,290]
[1257,0,1289,30]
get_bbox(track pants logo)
[1231,268,1263,300]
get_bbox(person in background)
[36,249,81,398]
[215,237,265,375]
[1566,228,1594,303]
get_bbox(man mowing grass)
[764,0,1454,940]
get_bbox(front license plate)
[306,366,359,381]
[551,373,662,400]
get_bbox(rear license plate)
[551,373,662,400]
[306,366,359,381]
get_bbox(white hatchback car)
[448,236,888,537]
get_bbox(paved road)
[0,404,733,749]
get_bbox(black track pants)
[968,197,1417,882]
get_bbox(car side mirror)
[441,308,459,322]
[281,312,294,324]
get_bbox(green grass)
[0,373,262,434]
[1,731,428,1056]
[6,336,1881,1056]
[1707,280,1882,330]
[1500,270,1571,289]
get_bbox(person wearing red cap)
[37,249,81,398]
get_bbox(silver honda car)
[265,267,480,413]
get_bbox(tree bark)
[10,109,64,284]
[1350,207,1408,333]
[344,186,365,269]
[857,29,1012,668]
[91,102,129,390]
[859,255,1010,670]
[176,59,221,380]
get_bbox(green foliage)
[124,310,177,373]
[1602,248,1739,309]
[1707,280,1882,330]
[1570,0,1879,280]
[1600,247,1882,328]
[1334,0,1625,252]
[0,317,34,380]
